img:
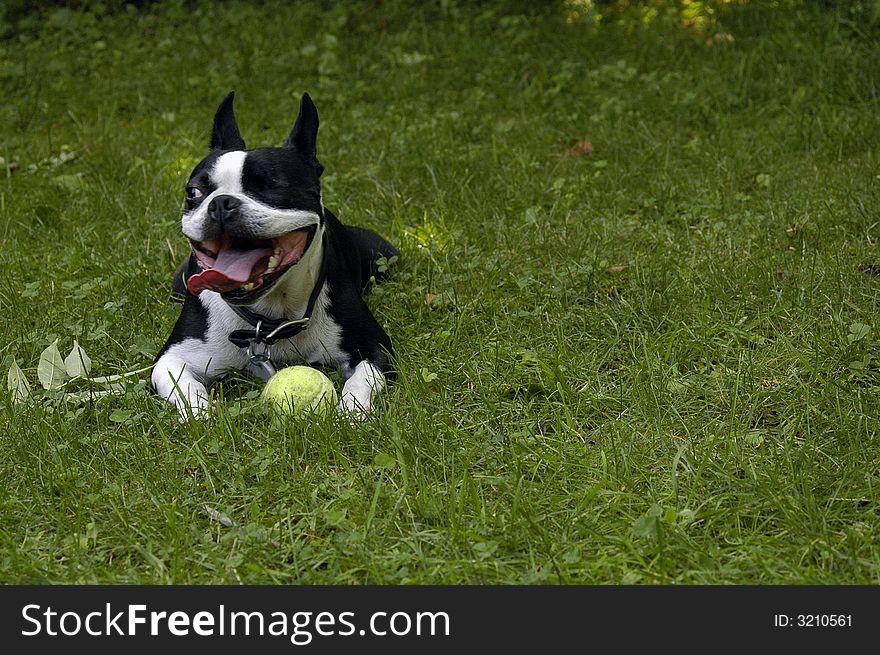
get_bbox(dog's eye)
[185,186,204,201]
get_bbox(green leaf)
[323,508,346,526]
[473,540,499,559]
[848,322,871,343]
[562,548,581,564]
[7,359,31,403]
[745,429,765,446]
[127,333,156,358]
[420,368,439,382]
[374,452,397,469]
[677,509,696,526]
[631,505,662,540]
[37,340,69,390]
[64,340,92,378]
[849,356,873,371]
[52,173,85,192]
[109,409,132,423]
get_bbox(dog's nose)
[207,195,241,223]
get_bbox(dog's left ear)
[284,92,323,176]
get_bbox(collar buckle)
[246,339,276,380]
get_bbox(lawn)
[1,0,879,584]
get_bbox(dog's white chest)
[208,286,346,372]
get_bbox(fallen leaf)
[7,359,31,403]
[38,340,68,390]
[202,504,236,527]
[425,293,437,305]
[607,264,626,273]
[64,340,92,378]
[566,139,593,157]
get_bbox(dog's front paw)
[337,395,372,423]
[170,391,213,422]
[179,403,212,422]
[337,361,384,423]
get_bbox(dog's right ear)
[284,92,322,175]
[210,91,246,151]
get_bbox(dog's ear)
[210,91,247,151]
[284,92,323,176]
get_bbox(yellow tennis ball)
[261,366,338,417]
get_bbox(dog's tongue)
[187,246,273,295]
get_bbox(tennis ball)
[261,366,338,417]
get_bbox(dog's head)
[182,92,324,302]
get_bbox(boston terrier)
[152,92,397,419]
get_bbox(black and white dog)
[152,92,396,419]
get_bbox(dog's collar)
[223,231,329,379]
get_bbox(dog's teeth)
[242,283,255,291]
[273,247,282,256]
[267,254,280,272]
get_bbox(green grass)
[2,0,880,584]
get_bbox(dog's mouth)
[187,226,317,300]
